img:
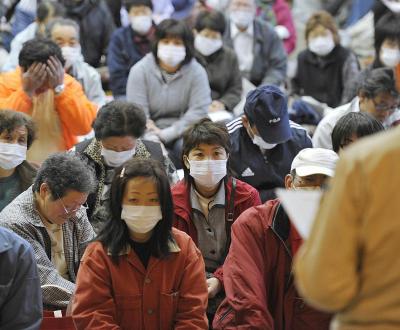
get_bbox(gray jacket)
[224,19,287,87]
[0,187,95,308]
[126,54,211,143]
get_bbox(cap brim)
[255,122,292,144]
[295,165,335,177]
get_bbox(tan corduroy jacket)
[294,126,400,330]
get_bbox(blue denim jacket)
[0,227,42,330]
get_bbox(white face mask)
[130,15,152,35]
[194,34,223,56]
[121,205,162,234]
[157,44,186,67]
[189,159,227,188]
[380,47,400,68]
[382,0,400,13]
[206,0,230,10]
[0,142,27,170]
[101,147,136,168]
[230,10,255,29]
[308,33,335,56]
[252,135,277,150]
[61,45,82,69]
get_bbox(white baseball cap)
[291,148,339,178]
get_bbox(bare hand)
[146,119,162,136]
[207,277,222,299]
[46,56,65,89]
[22,62,47,97]
[209,100,226,113]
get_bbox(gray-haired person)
[0,152,96,309]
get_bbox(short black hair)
[37,1,65,23]
[331,112,385,152]
[0,110,36,149]
[374,12,400,67]
[358,67,398,99]
[92,100,147,140]
[195,10,226,35]
[124,0,153,11]
[46,17,80,39]
[182,118,231,181]
[33,152,96,199]
[19,38,65,71]
[96,158,174,261]
[152,19,194,66]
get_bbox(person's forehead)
[191,143,225,151]
[51,24,78,38]
[231,0,255,7]
[374,91,397,103]
[125,177,157,193]
[1,125,28,136]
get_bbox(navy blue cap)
[244,85,292,144]
[171,0,196,20]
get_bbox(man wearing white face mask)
[108,0,155,100]
[223,0,287,87]
[47,18,106,107]
[0,110,37,212]
[227,85,312,202]
[213,148,337,329]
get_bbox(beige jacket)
[294,126,400,330]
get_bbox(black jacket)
[227,118,312,202]
[65,0,115,67]
[292,45,352,108]
[195,46,242,111]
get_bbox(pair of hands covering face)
[22,56,65,97]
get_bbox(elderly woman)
[291,11,360,108]
[126,18,211,167]
[0,152,96,308]
[72,158,208,329]
[0,110,37,211]
[74,100,178,229]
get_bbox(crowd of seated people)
[1,1,400,329]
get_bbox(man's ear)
[39,182,49,199]
[284,174,293,189]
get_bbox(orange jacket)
[72,228,209,330]
[0,68,97,150]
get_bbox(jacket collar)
[270,203,290,242]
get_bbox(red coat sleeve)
[213,207,274,329]
[72,243,121,330]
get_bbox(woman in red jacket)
[72,158,208,330]
[172,119,261,322]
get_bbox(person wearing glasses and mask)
[172,119,261,323]
[213,148,338,329]
[313,67,399,150]
[72,158,208,329]
[0,152,96,309]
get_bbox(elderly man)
[223,0,287,87]
[214,148,338,329]
[227,85,312,202]
[313,67,399,150]
[0,38,97,162]
[47,17,106,107]
[0,152,96,308]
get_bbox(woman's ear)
[183,155,190,170]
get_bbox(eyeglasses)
[372,98,399,112]
[55,193,89,216]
